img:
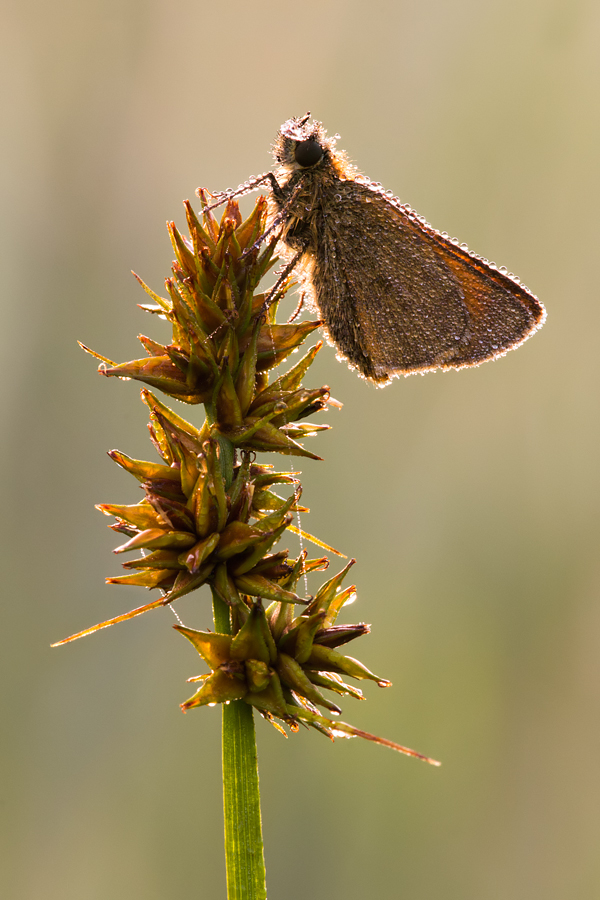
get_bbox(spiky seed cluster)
[100,194,324,419]
[100,395,311,609]
[56,195,438,763]
[176,560,416,748]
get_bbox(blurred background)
[2,1,599,898]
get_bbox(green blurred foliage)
[2,1,599,898]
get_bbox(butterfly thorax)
[270,153,358,257]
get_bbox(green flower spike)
[53,190,439,900]
[54,192,439,765]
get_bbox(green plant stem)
[213,593,267,900]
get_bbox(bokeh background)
[2,1,599,898]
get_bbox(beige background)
[2,1,599,898]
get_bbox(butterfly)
[209,114,545,384]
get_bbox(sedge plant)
[53,192,439,900]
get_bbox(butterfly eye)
[294,139,324,167]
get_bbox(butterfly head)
[273,114,339,173]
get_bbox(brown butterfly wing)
[311,182,545,383]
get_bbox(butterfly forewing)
[214,114,546,383]
[311,182,544,383]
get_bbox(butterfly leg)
[240,181,306,258]
[261,249,304,315]
[287,291,307,323]
[197,172,284,214]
